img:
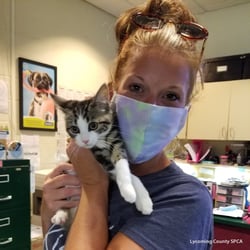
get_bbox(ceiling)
[85,0,250,16]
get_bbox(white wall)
[0,0,12,135]
[0,0,116,170]
[15,0,116,91]
[198,3,250,58]
[14,1,116,170]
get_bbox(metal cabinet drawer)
[216,194,245,205]
[217,185,244,196]
[0,160,30,250]
[0,166,30,210]
[0,207,30,250]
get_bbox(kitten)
[51,83,153,227]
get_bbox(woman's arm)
[64,140,109,249]
[65,182,109,249]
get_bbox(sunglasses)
[130,13,209,60]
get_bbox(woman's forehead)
[125,48,191,82]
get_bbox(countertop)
[214,215,250,230]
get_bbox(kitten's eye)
[69,126,80,134]
[89,122,98,131]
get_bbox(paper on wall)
[21,135,40,193]
[0,79,8,113]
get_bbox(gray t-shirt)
[44,161,213,250]
[108,161,213,249]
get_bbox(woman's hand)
[41,162,81,235]
[66,140,109,187]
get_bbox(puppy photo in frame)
[18,57,57,131]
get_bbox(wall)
[0,0,12,135]
[197,3,250,58]
[0,0,116,170]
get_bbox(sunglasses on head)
[130,12,209,60]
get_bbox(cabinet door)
[214,223,250,250]
[187,82,231,140]
[229,80,250,140]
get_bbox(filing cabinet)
[0,160,30,249]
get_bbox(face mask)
[113,94,188,164]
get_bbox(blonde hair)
[110,0,206,104]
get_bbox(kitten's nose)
[83,139,89,144]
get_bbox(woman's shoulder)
[114,161,213,249]
[141,161,213,210]
[142,160,208,191]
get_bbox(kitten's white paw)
[120,184,136,203]
[51,210,68,225]
[136,194,153,215]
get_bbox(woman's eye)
[128,83,143,93]
[89,122,98,131]
[163,92,180,101]
[69,126,80,134]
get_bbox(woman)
[42,0,213,249]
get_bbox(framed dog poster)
[18,57,57,131]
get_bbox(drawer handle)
[0,195,12,202]
[0,237,13,245]
[0,217,10,227]
[0,174,10,183]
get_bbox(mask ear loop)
[110,87,118,99]
[110,91,119,112]
[185,105,191,112]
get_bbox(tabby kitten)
[51,84,153,227]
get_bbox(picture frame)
[18,57,57,131]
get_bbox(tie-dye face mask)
[114,94,188,164]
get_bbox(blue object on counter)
[7,141,23,159]
[244,187,249,208]
[219,205,238,211]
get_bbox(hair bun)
[115,0,196,53]
[145,0,167,16]
[115,6,143,47]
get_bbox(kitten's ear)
[94,83,109,103]
[50,93,70,111]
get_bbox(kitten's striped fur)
[50,84,153,228]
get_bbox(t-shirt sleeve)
[120,179,213,250]
[43,224,67,250]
